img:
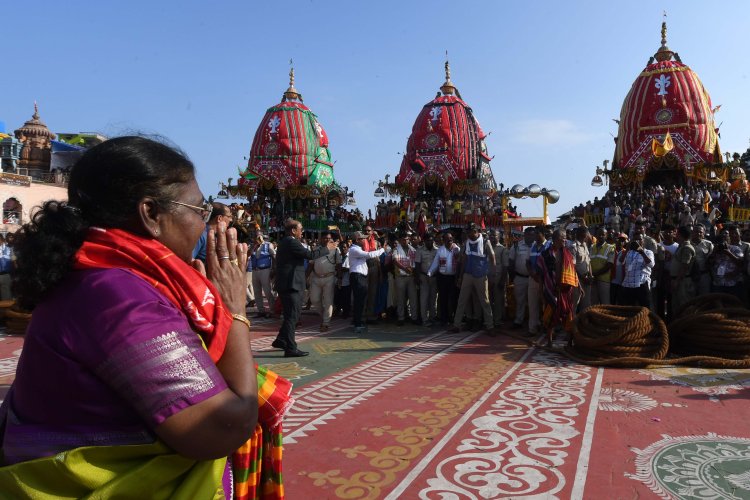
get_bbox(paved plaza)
[6,310,741,498]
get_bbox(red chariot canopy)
[395,63,496,193]
[614,22,721,175]
[243,69,334,189]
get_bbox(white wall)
[1,183,68,233]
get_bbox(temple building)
[609,21,722,187]
[13,103,57,179]
[1,105,67,232]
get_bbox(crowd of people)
[234,216,511,341]
[555,181,750,327]
[221,196,367,234]
[214,179,750,354]
[374,192,519,229]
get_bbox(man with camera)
[620,233,655,308]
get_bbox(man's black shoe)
[284,348,309,358]
[271,339,287,350]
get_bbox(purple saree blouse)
[0,268,228,465]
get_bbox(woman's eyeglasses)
[170,199,213,223]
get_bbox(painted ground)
[2,309,749,499]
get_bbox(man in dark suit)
[273,219,337,357]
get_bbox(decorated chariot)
[221,67,361,235]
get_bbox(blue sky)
[4,1,749,220]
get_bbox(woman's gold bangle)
[232,314,251,330]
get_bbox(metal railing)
[32,172,69,186]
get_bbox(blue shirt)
[192,227,208,262]
[0,244,12,273]
[529,240,551,270]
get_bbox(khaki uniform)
[310,248,341,325]
[527,241,547,334]
[453,240,495,330]
[692,239,714,295]
[509,241,532,326]
[393,244,418,321]
[488,242,508,325]
[670,241,695,316]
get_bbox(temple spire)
[654,16,674,62]
[440,53,456,96]
[33,101,39,119]
[283,59,302,102]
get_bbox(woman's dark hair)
[12,136,195,310]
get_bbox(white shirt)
[427,244,460,276]
[509,241,532,275]
[348,245,385,276]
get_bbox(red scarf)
[75,227,231,362]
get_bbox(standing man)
[508,227,535,330]
[273,219,337,357]
[611,233,629,305]
[670,226,696,316]
[527,226,549,335]
[348,231,385,333]
[571,226,592,313]
[634,221,659,311]
[251,234,276,318]
[450,223,495,333]
[0,234,12,300]
[728,225,750,305]
[309,231,342,332]
[392,232,418,325]
[620,233,655,308]
[415,232,438,327]
[590,227,614,305]
[487,229,508,328]
[427,231,461,326]
[690,225,713,295]
[362,225,381,323]
[334,239,352,319]
[658,225,679,320]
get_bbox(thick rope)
[563,300,750,368]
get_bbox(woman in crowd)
[0,136,290,498]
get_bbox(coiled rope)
[563,295,750,368]
[564,305,669,367]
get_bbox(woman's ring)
[230,258,239,266]
[218,256,230,260]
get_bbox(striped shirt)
[622,249,655,288]
[393,244,416,276]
